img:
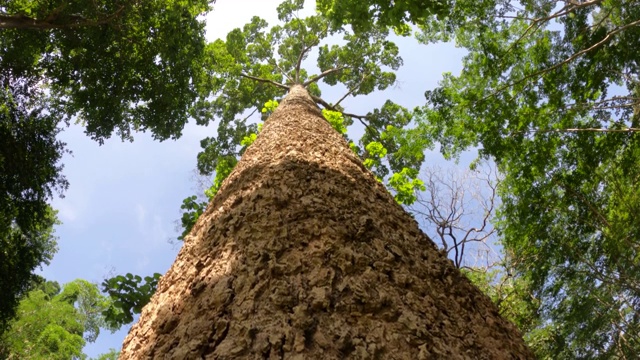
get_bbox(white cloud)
[55,201,78,223]
[136,203,146,233]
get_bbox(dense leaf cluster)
[1,0,214,336]
[0,74,65,333]
[414,0,640,356]
[101,273,161,329]
[0,279,116,359]
[1,0,213,141]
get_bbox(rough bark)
[120,85,534,359]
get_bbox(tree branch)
[240,73,290,91]
[310,94,377,134]
[484,17,640,102]
[303,66,346,87]
[295,41,318,83]
[268,59,294,85]
[335,74,370,107]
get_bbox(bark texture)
[120,85,534,359]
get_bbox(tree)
[101,0,432,328]
[0,279,117,359]
[414,0,640,357]
[1,0,214,333]
[119,84,532,358]
[1,0,214,142]
[187,0,429,226]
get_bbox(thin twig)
[302,66,346,87]
[240,73,290,91]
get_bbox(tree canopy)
[190,0,428,210]
[1,0,214,142]
[0,279,117,359]
[0,0,215,335]
[413,0,640,356]
[316,0,450,32]
[171,0,437,244]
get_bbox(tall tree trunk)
[120,85,533,359]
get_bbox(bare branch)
[411,164,500,269]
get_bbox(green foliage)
[262,99,280,114]
[101,273,161,329]
[355,101,430,179]
[387,168,425,205]
[177,196,208,242]
[0,0,214,142]
[192,2,405,181]
[91,349,120,360]
[416,0,640,356]
[0,279,114,359]
[322,109,348,134]
[317,0,450,32]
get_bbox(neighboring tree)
[0,74,66,332]
[1,0,214,141]
[1,0,214,333]
[0,79,64,329]
[119,84,533,358]
[0,279,117,359]
[414,0,640,357]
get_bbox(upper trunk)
[120,85,533,359]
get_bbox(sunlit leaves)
[387,168,425,205]
[262,99,280,114]
[322,109,347,134]
[101,273,161,329]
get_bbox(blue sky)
[39,0,467,357]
